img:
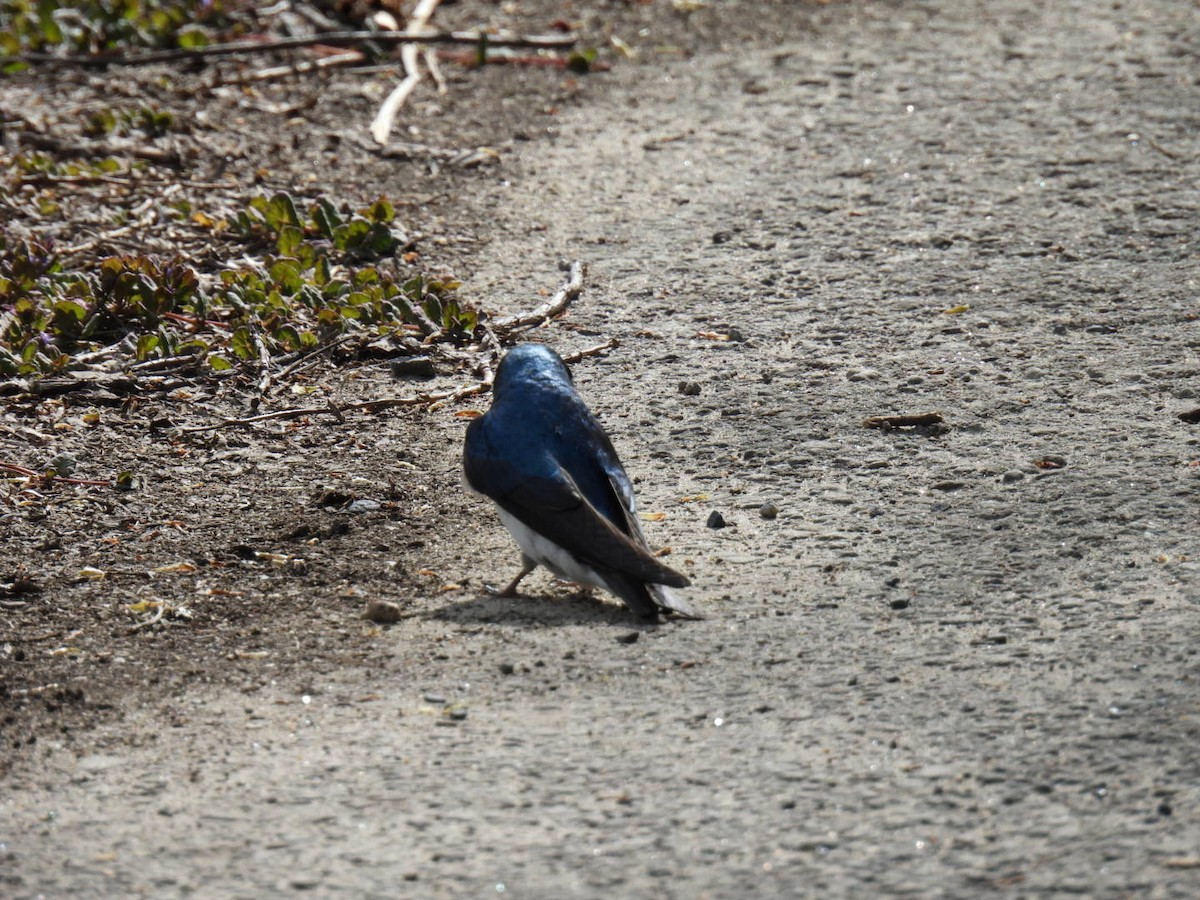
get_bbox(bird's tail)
[648,583,703,620]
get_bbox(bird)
[463,343,699,621]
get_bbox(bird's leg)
[497,556,537,597]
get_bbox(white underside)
[496,508,609,591]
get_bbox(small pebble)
[931,480,966,492]
[499,662,515,675]
[364,599,403,624]
[347,499,381,514]
[1001,470,1025,483]
[890,598,910,610]
[847,368,880,382]
[391,356,436,379]
[759,502,779,520]
[706,510,727,529]
[679,381,702,396]
[1032,454,1067,470]
[46,453,77,476]
[423,693,446,704]
[615,632,640,645]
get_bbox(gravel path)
[4,1,1199,896]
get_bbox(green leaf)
[177,27,209,50]
[276,225,303,257]
[266,193,302,230]
[53,299,87,321]
[135,333,160,361]
[363,223,397,255]
[314,254,332,287]
[333,219,370,252]
[274,325,302,352]
[567,48,597,74]
[311,198,341,238]
[209,355,233,371]
[230,326,257,360]
[269,257,303,294]
[363,197,395,224]
[176,339,209,356]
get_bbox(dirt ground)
[4,0,1200,896]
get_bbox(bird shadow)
[430,588,648,628]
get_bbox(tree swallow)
[463,343,699,621]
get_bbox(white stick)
[369,0,443,145]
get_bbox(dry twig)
[1,461,114,487]
[4,29,578,68]
[493,261,586,333]
[177,262,600,433]
[371,0,443,145]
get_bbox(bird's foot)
[495,564,535,597]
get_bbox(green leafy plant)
[0,194,479,378]
[83,104,175,138]
[230,192,402,262]
[8,150,125,179]
[0,0,223,66]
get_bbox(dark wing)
[507,464,688,588]
[466,418,687,588]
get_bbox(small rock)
[423,693,446,704]
[314,488,355,508]
[678,381,702,396]
[364,599,403,624]
[1001,470,1025,483]
[347,499,381,514]
[616,632,640,645]
[499,662,515,675]
[847,368,880,382]
[1032,454,1067,470]
[76,754,124,772]
[931,480,966,492]
[890,598,910,610]
[759,502,779,520]
[711,231,733,244]
[46,453,77,476]
[390,356,436,379]
[706,510,727,529]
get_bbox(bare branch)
[371,0,443,145]
[493,261,586,333]
[4,29,578,68]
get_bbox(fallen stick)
[371,0,443,145]
[0,461,115,486]
[436,49,612,71]
[17,131,183,167]
[178,339,619,432]
[492,261,586,332]
[862,412,944,429]
[233,51,365,85]
[5,29,578,68]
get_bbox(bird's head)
[492,343,573,402]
